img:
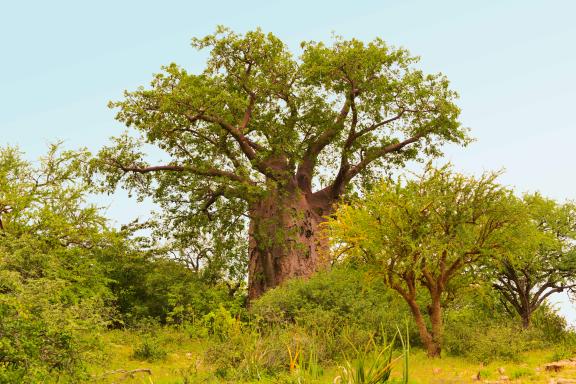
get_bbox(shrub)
[102,249,247,328]
[205,321,331,381]
[0,240,111,383]
[531,304,570,345]
[131,336,167,362]
[205,326,279,380]
[442,285,573,363]
[252,266,414,341]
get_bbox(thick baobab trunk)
[247,188,330,300]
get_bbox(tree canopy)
[94,27,469,297]
[326,165,522,357]
[492,193,576,328]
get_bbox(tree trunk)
[247,187,330,300]
[521,309,531,329]
[405,297,442,358]
[429,293,443,357]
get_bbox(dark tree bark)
[494,260,573,329]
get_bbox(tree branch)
[350,109,406,143]
[296,98,351,191]
[186,113,260,158]
[113,161,251,185]
[240,92,256,131]
[347,132,424,180]
[318,131,426,201]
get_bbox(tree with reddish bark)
[94,27,468,300]
[492,193,576,329]
[326,166,520,357]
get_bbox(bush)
[252,266,414,342]
[204,306,335,381]
[101,249,247,328]
[0,239,111,383]
[200,267,415,380]
[205,326,278,380]
[131,336,168,362]
[531,304,570,345]
[442,284,573,363]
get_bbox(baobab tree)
[95,27,468,299]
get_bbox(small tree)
[492,193,576,328]
[94,27,468,299]
[326,166,520,357]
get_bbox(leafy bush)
[442,284,572,363]
[131,336,168,362]
[100,247,247,328]
[0,238,111,383]
[205,311,329,381]
[203,268,416,381]
[530,304,570,345]
[0,146,117,382]
[252,266,414,341]
[205,326,280,380]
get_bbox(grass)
[87,329,576,384]
[90,329,206,384]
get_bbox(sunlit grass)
[86,329,576,384]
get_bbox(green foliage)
[337,330,408,384]
[327,164,522,355]
[205,325,278,380]
[96,26,467,202]
[492,193,576,328]
[131,336,168,362]
[101,245,245,327]
[93,27,468,297]
[202,268,415,382]
[252,267,411,340]
[339,347,393,384]
[455,325,527,364]
[327,164,519,282]
[202,305,243,341]
[509,367,534,380]
[442,284,571,363]
[0,145,114,382]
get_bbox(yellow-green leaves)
[326,165,520,284]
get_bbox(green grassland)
[87,328,575,384]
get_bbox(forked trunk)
[405,295,442,358]
[247,188,330,300]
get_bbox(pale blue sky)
[2,0,576,319]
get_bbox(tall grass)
[337,326,410,384]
